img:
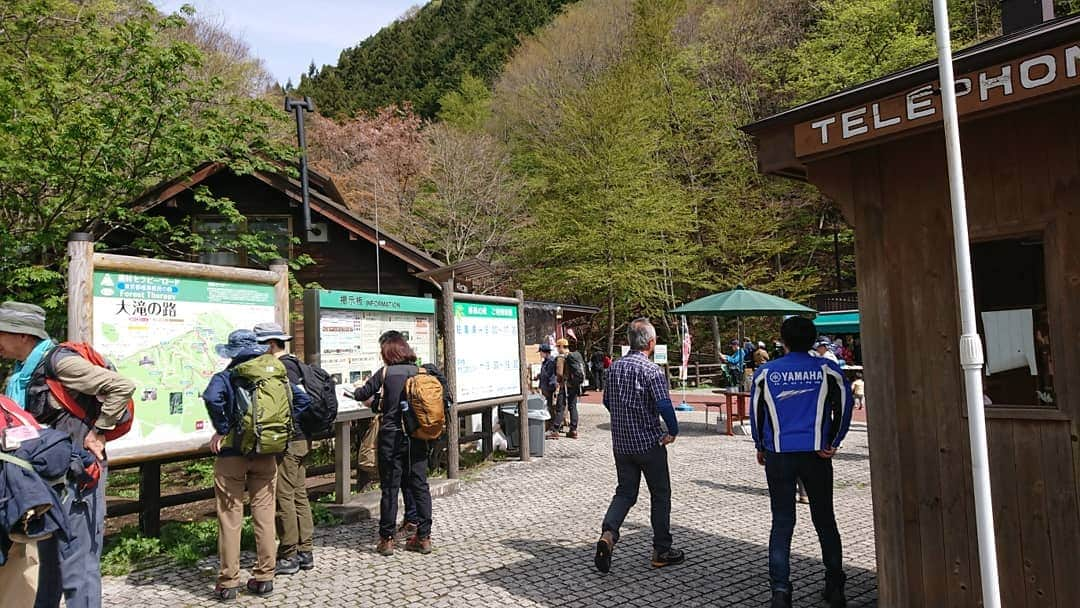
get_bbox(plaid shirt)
[603,351,670,454]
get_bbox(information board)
[313,290,437,412]
[654,344,668,365]
[91,270,277,451]
[454,302,520,403]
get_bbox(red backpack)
[44,342,135,441]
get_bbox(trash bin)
[499,400,549,458]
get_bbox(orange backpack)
[45,342,135,441]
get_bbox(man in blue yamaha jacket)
[750,316,854,608]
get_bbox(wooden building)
[126,162,441,355]
[745,14,1080,608]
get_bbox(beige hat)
[0,302,49,340]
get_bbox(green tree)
[0,0,294,329]
[437,74,493,132]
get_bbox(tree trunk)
[711,316,723,363]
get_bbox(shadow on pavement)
[478,524,878,608]
[691,479,770,497]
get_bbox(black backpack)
[565,352,587,387]
[284,355,339,437]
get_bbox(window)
[193,215,292,268]
[972,237,1054,407]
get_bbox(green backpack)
[228,354,292,455]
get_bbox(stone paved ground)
[103,404,877,607]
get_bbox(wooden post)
[442,281,459,479]
[333,419,351,504]
[66,233,94,343]
[481,411,493,460]
[269,258,290,350]
[515,289,531,462]
[138,461,162,537]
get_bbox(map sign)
[454,302,520,403]
[92,271,276,453]
[313,290,436,413]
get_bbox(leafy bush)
[311,503,343,527]
[100,527,163,576]
[182,458,216,486]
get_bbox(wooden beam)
[66,233,94,343]
[93,253,279,284]
[132,162,225,213]
[442,281,460,479]
[516,289,531,462]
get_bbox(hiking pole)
[930,1,1001,606]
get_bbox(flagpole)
[931,1,1001,606]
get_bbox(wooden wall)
[809,97,1080,607]
[141,171,436,358]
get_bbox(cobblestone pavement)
[104,404,878,607]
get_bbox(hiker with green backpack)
[351,333,447,557]
[202,329,311,601]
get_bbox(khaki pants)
[214,455,278,588]
[275,439,314,559]
[0,542,38,607]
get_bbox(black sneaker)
[275,557,300,575]
[770,590,792,608]
[594,535,613,573]
[297,551,314,570]
[246,579,273,596]
[213,585,238,601]
[650,547,685,568]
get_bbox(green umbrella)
[670,284,816,317]
[670,285,817,378]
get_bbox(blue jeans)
[764,451,844,593]
[36,462,107,608]
[601,445,672,552]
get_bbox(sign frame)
[441,286,531,479]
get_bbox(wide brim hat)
[216,329,268,359]
[253,322,292,343]
[555,338,570,347]
[0,302,49,340]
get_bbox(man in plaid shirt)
[593,318,685,573]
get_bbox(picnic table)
[709,388,751,436]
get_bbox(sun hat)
[555,338,570,347]
[215,329,268,359]
[253,322,292,343]
[0,302,49,340]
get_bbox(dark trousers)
[764,451,844,593]
[601,445,672,552]
[542,389,555,430]
[377,430,432,539]
[36,462,107,608]
[554,386,579,431]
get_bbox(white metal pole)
[931,1,1001,606]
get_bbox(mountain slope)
[296,0,577,118]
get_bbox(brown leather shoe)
[376,537,394,556]
[566,431,578,439]
[405,535,432,554]
[394,520,419,543]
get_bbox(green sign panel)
[454,302,518,319]
[93,271,274,305]
[319,290,436,314]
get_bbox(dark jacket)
[539,356,557,394]
[353,363,449,435]
[201,349,311,457]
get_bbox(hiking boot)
[394,520,419,543]
[594,532,614,573]
[212,585,238,601]
[822,576,847,608]
[376,537,394,556]
[650,547,686,568]
[770,590,792,608]
[405,535,433,554]
[297,551,314,570]
[274,557,300,575]
[245,579,273,596]
[566,431,578,439]
[545,431,560,440]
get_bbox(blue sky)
[153,0,421,85]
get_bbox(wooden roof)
[743,14,1080,179]
[128,162,440,274]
